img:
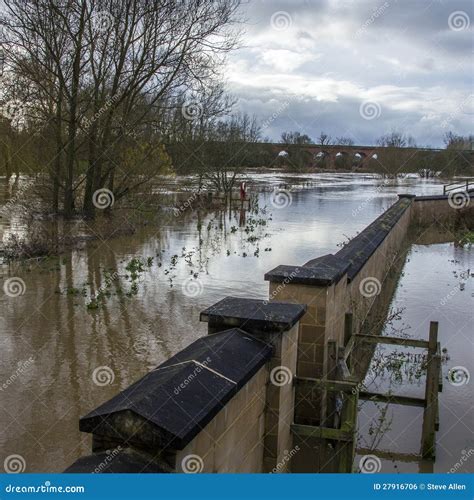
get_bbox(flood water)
[0,172,472,473]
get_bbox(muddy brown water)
[0,173,472,472]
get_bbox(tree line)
[0,0,472,220]
[0,0,245,218]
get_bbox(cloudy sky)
[225,0,473,147]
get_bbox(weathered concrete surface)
[412,194,474,229]
[200,296,306,335]
[80,329,272,451]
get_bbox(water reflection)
[2,173,467,473]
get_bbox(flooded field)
[357,241,473,473]
[0,172,471,472]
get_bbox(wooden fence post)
[344,313,353,370]
[421,321,440,459]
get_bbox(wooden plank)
[291,423,353,442]
[343,335,355,362]
[421,321,439,459]
[337,359,352,381]
[338,392,358,472]
[326,341,338,427]
[344,313,353,347]
[437,342,443,393]
[296,376,357,393]
[359,391,425,407]
[355,333,429,349]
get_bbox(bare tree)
[316,131,332,146]
[1,0,242,218]
[280,131,312,144]
[336,136,354,146]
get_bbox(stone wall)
[175,366,268,473]
[66,192,473,474]
[67,298,306,474]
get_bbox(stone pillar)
[72,328,274,473]
[200,297,306,472]
[264,255,349,425]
